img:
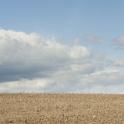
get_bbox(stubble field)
[0,94,124,124]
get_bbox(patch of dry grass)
[0,94,124,124]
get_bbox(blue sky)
[0,0,124,93]
[0,0,124,40]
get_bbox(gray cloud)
[0,29,89,82]
[86,35,103,43]
[113,36,124,48]
[0,29,124,93]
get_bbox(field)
[0,94,124,124]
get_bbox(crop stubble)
[0,94,124,124]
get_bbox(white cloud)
[0,29,124,93]
[69,46,89,59]
[0,29,89,81]
[0,78,50,92]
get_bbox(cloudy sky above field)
[0,0,124,93]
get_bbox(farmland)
[0,94,124,124]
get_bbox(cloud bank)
[0,29,124,93]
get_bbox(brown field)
[0,94,124,124]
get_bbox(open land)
[0,94,124,124]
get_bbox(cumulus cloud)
[0,29,124,93]
[0,29,89,82]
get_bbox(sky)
[0,0,124,93]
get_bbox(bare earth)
[0,94,124,124]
